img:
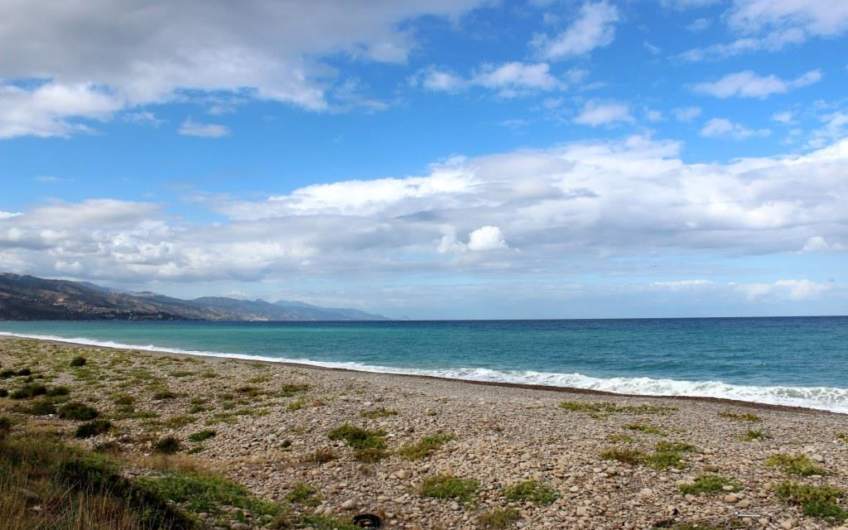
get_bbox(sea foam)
[2,331,847,414]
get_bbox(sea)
[1,317,847,413]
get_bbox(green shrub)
[360,407,398,419]
[304,448,337,464]
[328,424,386,450]
[504,479,558,505]
[286,482,320,506]
[645,441,695,470]
[718,410,761,422]
[775,481,846,521]
[58,401,99,421]
[398,432,455,460]
[679,474,741,495]
[70,356,87,367]
[75,420,112,439]
[420,474,479,503]
[601,447,645,465]
[0,388,8,397]
[744,429,768,441]
[188,429,216,443]
[296,515,359,530]
[279,383,310,397]
[11,383,47,399]
[25,399,58,416]
[16,368,32,376]
[154,436,182,454]
[766,454,827,476]
[354,447,388,463]
[0,369,15,379]
[153,390,177,400]
[478,507,520,529]
[625,423,664,435]
[46,386,70,397]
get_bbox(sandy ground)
[1,336,847,530]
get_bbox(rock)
[779,519,794,529]
[341,499,357,510]
[723,494,738,503]
[811,453,824,463]
[569,485,580,493]
[738,499,751,508]
[638,488,653,498]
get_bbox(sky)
[1,0,847,319]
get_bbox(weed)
[399,432,455,460]
[478,507,521,529]
[328,423,386,450]
[766,454,827,476]
[296,515,360,530]
[286,482,320,506]
[354,447,388,463]
[188,429,217,443]
[420,474,479,504]
[679,474,741,495]
[719,411,761,422]
[0,388,7,397]
[360,407,398,419]
[744,429,768,441]
[75,420,112,439]
[10,383,47,399]
[607,433,635,443]
[153,390,177,400]
[23,398,57,416]
[58,401,99,421]
[646,442,696,470]
[304,448,337,464]
[601,447,646,465]
[626,423,665,436]
[504,479,558,505]
[279,383,310,397]
[559,400,675,418]
[46,385,70,397]
[775,481,846,521]
[70,356,87,367]
[287,398,305,411]
[154,436,182,454]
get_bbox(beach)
[1,336,847,529]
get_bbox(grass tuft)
[360,407,398,419]
[766,453,827,476]
[775,481,846,521]
[154,436,182,454]
[477,507,520,529]
[327,423,386,450]
[70,356,87,367]
[420,474,479,504]
[188,429,216,443]
[678,474,741,495]
[58,401,99,421]
[10,383,47,400]
[75,419,112,439]
[559,400,675,418]
[285,482,320,507]
[718,410,761,422]
[503,479,558,505]
[398,432,455,460]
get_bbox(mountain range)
[0,273,388,321]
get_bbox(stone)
[341,499,357,510]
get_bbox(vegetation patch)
[287,398,306,411]
[21,398,57,416]
[766,453,827,476]
[601,447,646,465]
[775,481,846,521]
[46,385,70,397]
[153,390,177,400]
[304,447,337,464]
[719,411,761,422]
[188,429,216,443]
[679,474,741,495]
[354,447,388,463]
[478,507,521,529]
[328,423,386,450]
[607,433,635,443]
[504,479,558,505]
[279,383,310,397]
[286,482,320,507]
[58,401,99,421]
[398,432,455,460]
[10,383,48,400]
[625,423,665,436]
[296,514,360,530]
[645,441,696,470]
[559,400,675,418]
[75,419,112,439]
[744,428,768,441]
[0,388,7,397]
[70,356,87,367]
[360,406,398,419]
[154,436,182,454]
[420,474,479,504]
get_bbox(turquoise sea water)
[1,317,847,412]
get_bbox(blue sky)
[1,0,847,318]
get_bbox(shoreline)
[0,333,839,417]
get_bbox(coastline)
[2,335,848,529]
[0,333,840,416]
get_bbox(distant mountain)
[0,273,388,321]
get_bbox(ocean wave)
[3,331,847,413]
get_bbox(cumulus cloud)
[672,106,702,122]
[533,1,619,60]
[413,62,572,97]
[178,119,230,138]
[693,70,821,99]
[573,100,633,126]
[700,118,770,140]
[0,0,486,138]
[736,279,831,301]
[3,135,847,287]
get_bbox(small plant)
[719,410,761,422]
[70,356,87,367]
[625,423,665,436]
[10,383,47,399]
[16,368,32,376]
[24,398,58,416]
[236,385,261,396]
[399,432,455,460]
[46,386,70,397]
[0,369,15,379]
[645,441,695,470]
[328,424,386,450]
[286,482,320,506]
[354,447,388,463]
[744,428,768,441]
[58,401,99,421]
[775,481,846,521]
[420,474,479,504]
[360,407,398,419]
[153,390,177,400]
[607,433,635,443]
[297,515,360,530]
[154,436,182,454]
[601,447,645,465]
[766,453,827,476]
[188,429,216,443]
[113,393,135,406]
[478,507,520,529]
[504,479,558,505]
[837,433,848,444]
[75,419,112,438]
[559,400,675,418]
[305,448,337,464]
[287,398,305,411]
[279,383,310,397]
[679,474,741,495]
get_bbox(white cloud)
[533,1,619,60]
[737,279,831,301]
[467,226,508,251]
[4,136,848,285]
[0,0,486,138]
[771,111,795,124]
[700,118,770,140]
[686,18,712,32]
[414,62,568,97]
[672,106,702,122]
[0,211,21,220]
[178,118,230,138]
[661,0,720,9]
[573,100,633,126]
[693,70,821,99]
[652,279,713,290]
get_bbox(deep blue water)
[1,317,847,411]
